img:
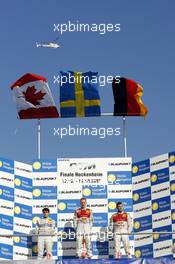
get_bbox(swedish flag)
[60,71,101,117]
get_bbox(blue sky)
[0,0,175,163]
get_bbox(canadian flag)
[11,73,59,119]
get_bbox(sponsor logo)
[33,189,41,197]
[133,193,140,202]
[151,159,168,167]
[58,202,67,211]
[153,233,160,240]
[132,166,138,174]
[134,206,151,213]
[32,245,38,254]
[82,188,92,196]
[169,155,175,164]
[134,221,140,230]
[13,237,21,243]
[152,186,169,195]
[107,174,116,183]
[172,212,175,221]
[155,245,171,252]
[153,216,170,223]
[14,178,21,186]
[108,201,116,210]
[151,174,157,183]
[135,249,142,258]
[171,183,175,192]
[14,206,21,214]
[33,162,42,170]
[152,202,159,211]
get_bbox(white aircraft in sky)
[36,37,60,49]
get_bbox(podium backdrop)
[0,157,133,260]
[133,151,175,259]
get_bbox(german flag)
[112,77,148,116]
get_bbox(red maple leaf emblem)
[23,86,46,106]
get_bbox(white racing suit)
[36,217,55,259]
[110,211,132,259]
[73,208,93,258]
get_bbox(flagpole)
[123,116,127,157]
[37,119,41,159]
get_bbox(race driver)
[36,207,56,259]
[73,198,93,259]
[109,202,132,259]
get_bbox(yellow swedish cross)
[60,72,100,117]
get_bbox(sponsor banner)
[82,185,107,199]
[14,161,32,177]
[151,168,169,186]
[14,203,32,220]
[13,246,32,260]
[0,243,13,260]
[107,171,131,185]
[135,244,153,258]
[134,230,153,247]
[0,185,14,202]
[58,199,79,213]
[33,172,57,186]
[0,200,14,216]
[58,158,108,186]
[133,187,151,204]
[0,158,14,174]
[58,186,82,199]
[13,218,32,234]
[87,199,108,213]
[132,159,150,177]
[153,240,173,258]
[14,175,32,192]
[0,215,13,230]
[153,225,172,244]
[33,186,57,200]
[134,215,152,232]
[0,172,14,188]
[14,189,32,206]
[151,182,170,200]
[93,213,108,227]
[32,200,57,215]
[92,241,109,256]
[57,213,73,228]
[108,185,132,199]
[152,196,171,214]
[106,158,132,172]
[13,236,32,249]
[150,153,169,172]
[132,173,151,191]
[152,211,172,229]
[33,159,57,172]
[133,201,152,219]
